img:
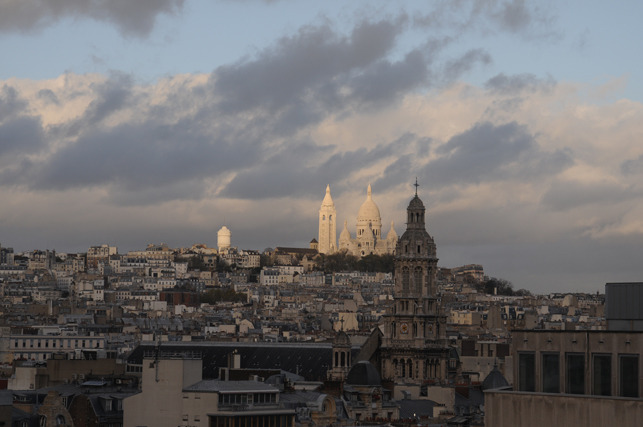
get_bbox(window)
[518,352,535,391]
[402,268,410,292]
[566,353,585,394]
[619,354,639,397]
[592,354,611,396]
[414,267,422,293]
[542,353,560,393]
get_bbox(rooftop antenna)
[414,177,419,196]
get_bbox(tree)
[476,277,515,295]
[356,254,395,272]
[316,250,358,272]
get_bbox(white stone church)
[318,184,397,257]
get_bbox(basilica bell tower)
[318,185,337,254]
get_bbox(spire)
[321,184,334,206]
[414,177,419,196]
[386,221,398,240]
[367,183,372,199]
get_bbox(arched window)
[340,352,345,367]
[414,267,423,293]
[407,359,413,379]
[402,267,410,292]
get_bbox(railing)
[142,350,202,359]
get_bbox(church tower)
[380,181,450,386]
[318,185,337,254]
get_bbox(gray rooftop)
[184,380,279,393]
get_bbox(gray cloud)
[440,49,492,85]
[0,13,566,208]
[0,86,45,167]
[213,19,405,115]
[621,155,643,176]
[0,0,184,37]
[491,0,535,33]
[36,89,60,105]
[0,116,45,160]
[541,180,639,212]
[414,0,558,41]
[485,73,556,95]
[221,139,399,200]
[373,155,414,193]
[84,73,136,126]
[0,85,27,121]
[349,49,429,107]
[30,118,261,196]
[423,121,572,186]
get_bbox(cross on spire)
[413,177,419,196]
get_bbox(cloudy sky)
[2,0,643,294]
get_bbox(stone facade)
[380,188,451,386]
[318,185,337,254]
[331,184,397,257]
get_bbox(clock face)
[400,322,409,334]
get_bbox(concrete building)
[124,354,295,427]
[1,333,107,363]
[87,244,117,268]
[605,282,643,331]
[485,328,643,427]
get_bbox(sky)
[2,0,643,294]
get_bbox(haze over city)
[2,0,643,294]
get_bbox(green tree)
[356,254,395,272]
[476,277,516,295]
[317,250,359,272]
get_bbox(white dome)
[217,226,231,250]
[357,184,381,222]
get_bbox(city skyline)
[2,1,643,294]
